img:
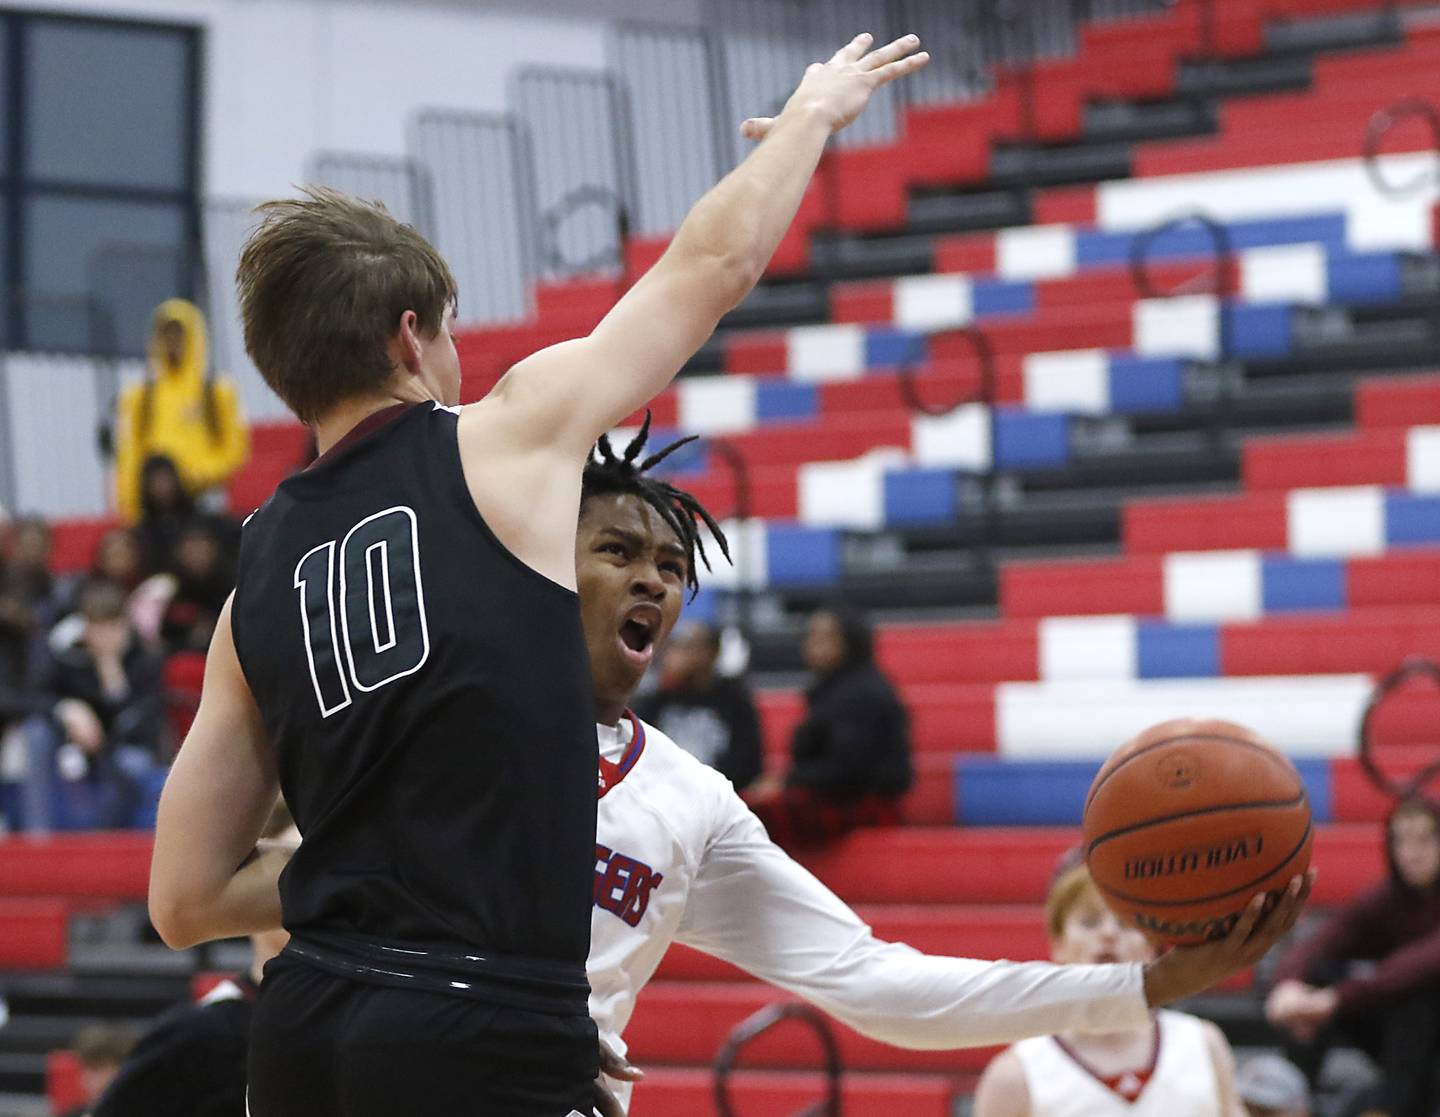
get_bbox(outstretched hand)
[741,32,930,142]
[1141,870,1314,1008]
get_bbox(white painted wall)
[14,0,703,199]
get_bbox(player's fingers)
[861,33,922,71]
[831,32,873,63]
[869,51,931,88]
[1227,891,1268,951]
[594,1082,627,1117]
[598,1038,645,1082]
[740,117,775,141]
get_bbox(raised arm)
[149,596,284,949]
[483,33,929,460]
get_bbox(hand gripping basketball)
[1140,869,1313,1007]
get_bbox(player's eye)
[660,561,684,577]
[600,542,627,557]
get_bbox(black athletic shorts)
[246,953,599,1117]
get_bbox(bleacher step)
[1265,9,1402,55]
[1176,53,1314,98]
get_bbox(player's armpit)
[973,1050,1031,1117]
[149,595,282,949]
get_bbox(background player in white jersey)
[973,863,1245,1117]
[572,424,1309,1113]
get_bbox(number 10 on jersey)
[294,506,431,717]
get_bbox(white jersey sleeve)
[675,789,1151,1049]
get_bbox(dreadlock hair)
[582,412,731,600]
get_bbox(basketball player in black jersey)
[145,32,929,1117]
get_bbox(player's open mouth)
[617,604,662,667]
[1092,950,1119,964]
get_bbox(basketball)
[1082,718,1313,947]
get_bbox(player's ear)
[391,309,425,376]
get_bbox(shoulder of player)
[974,1047,1031,1117]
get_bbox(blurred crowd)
[0,299,249,834]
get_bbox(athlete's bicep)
[150,595,280,947]
[974,1051,1031,1117]
[1203,1020,1245,1117]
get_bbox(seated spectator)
[1265,795,1440,1117]
[1236,1054,1311,1117]
[634,620,762,791]
[136,454,199,573]
[0,516,58,688]
[93,802,295,1117]
[748,604,912,850]
[18,580,165,831]
[157,521,233,653]
[60,1024,139,1117]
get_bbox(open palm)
[741,32,930,141]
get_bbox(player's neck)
[595,698,626,729]
[314,387,432,455]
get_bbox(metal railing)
[409,110,539,325]
[896,325,998,559]
[1364,96,1440,199]
[1358,658,1440,801]
[1129,211,1235,442]
[308,151,437,240]
[714,1002,842,1117]
[512,66,638,282]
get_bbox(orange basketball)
[1082,718,1313,947]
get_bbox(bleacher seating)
[6,1,1440,1114]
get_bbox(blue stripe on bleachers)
[1137,622,1220,679]
[1294,758,1334,824]
[1328,252,1402,306]
[1261,556,1346,612]
[756,381,818,423]
[954,756,1336,826]
[1108,356,1185,414]
[1386,492,1440,546]
[972,279,1035,317]
[685,587,721,624]
[884,468,956,525]
[992,410,1071,469]
[865,328,927,369]
[765,524,841,586]
[954,757,1096,826]
[652,427,709,475]
[1074,213,1348,267]
[1225,303,1293,359]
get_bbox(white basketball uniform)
[590,713,1151,1112]
[1011,1010,1222,1117]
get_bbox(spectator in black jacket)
[94,804,296,1117]
[19,580,165,831]
[0,517,57,694]
[635,620,762,791]
[749,604,912,850]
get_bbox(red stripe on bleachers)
[1001,555,1165,618]
[1220,608,1440,677]
[1356,375,1440,430]
[0,898,68,969]
[933,234,997,276]
[1243,430,1408,491]
[629,1068,956,1117]
[1349,550,1440,607]
[0,833,152,900]
[1331,748,1440,824]
[49,518,116,575]
[1123,492,1289,554]
[796,826,1381,907]
[759,684,997,755]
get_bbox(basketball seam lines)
[1086,790,1309,850]
[1093,820,1313,908]
[1084,733,1297,811]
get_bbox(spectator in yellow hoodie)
[113,299,249,522]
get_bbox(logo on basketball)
[1156,750,1201,789]
[1133,909,1239,941]
[1123,832,1264,881]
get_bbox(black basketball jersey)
[231,403,596,1000]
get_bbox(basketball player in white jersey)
[573,426,1308,1112]
[973,864,1245,1117]
[247,429,1309,1113]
